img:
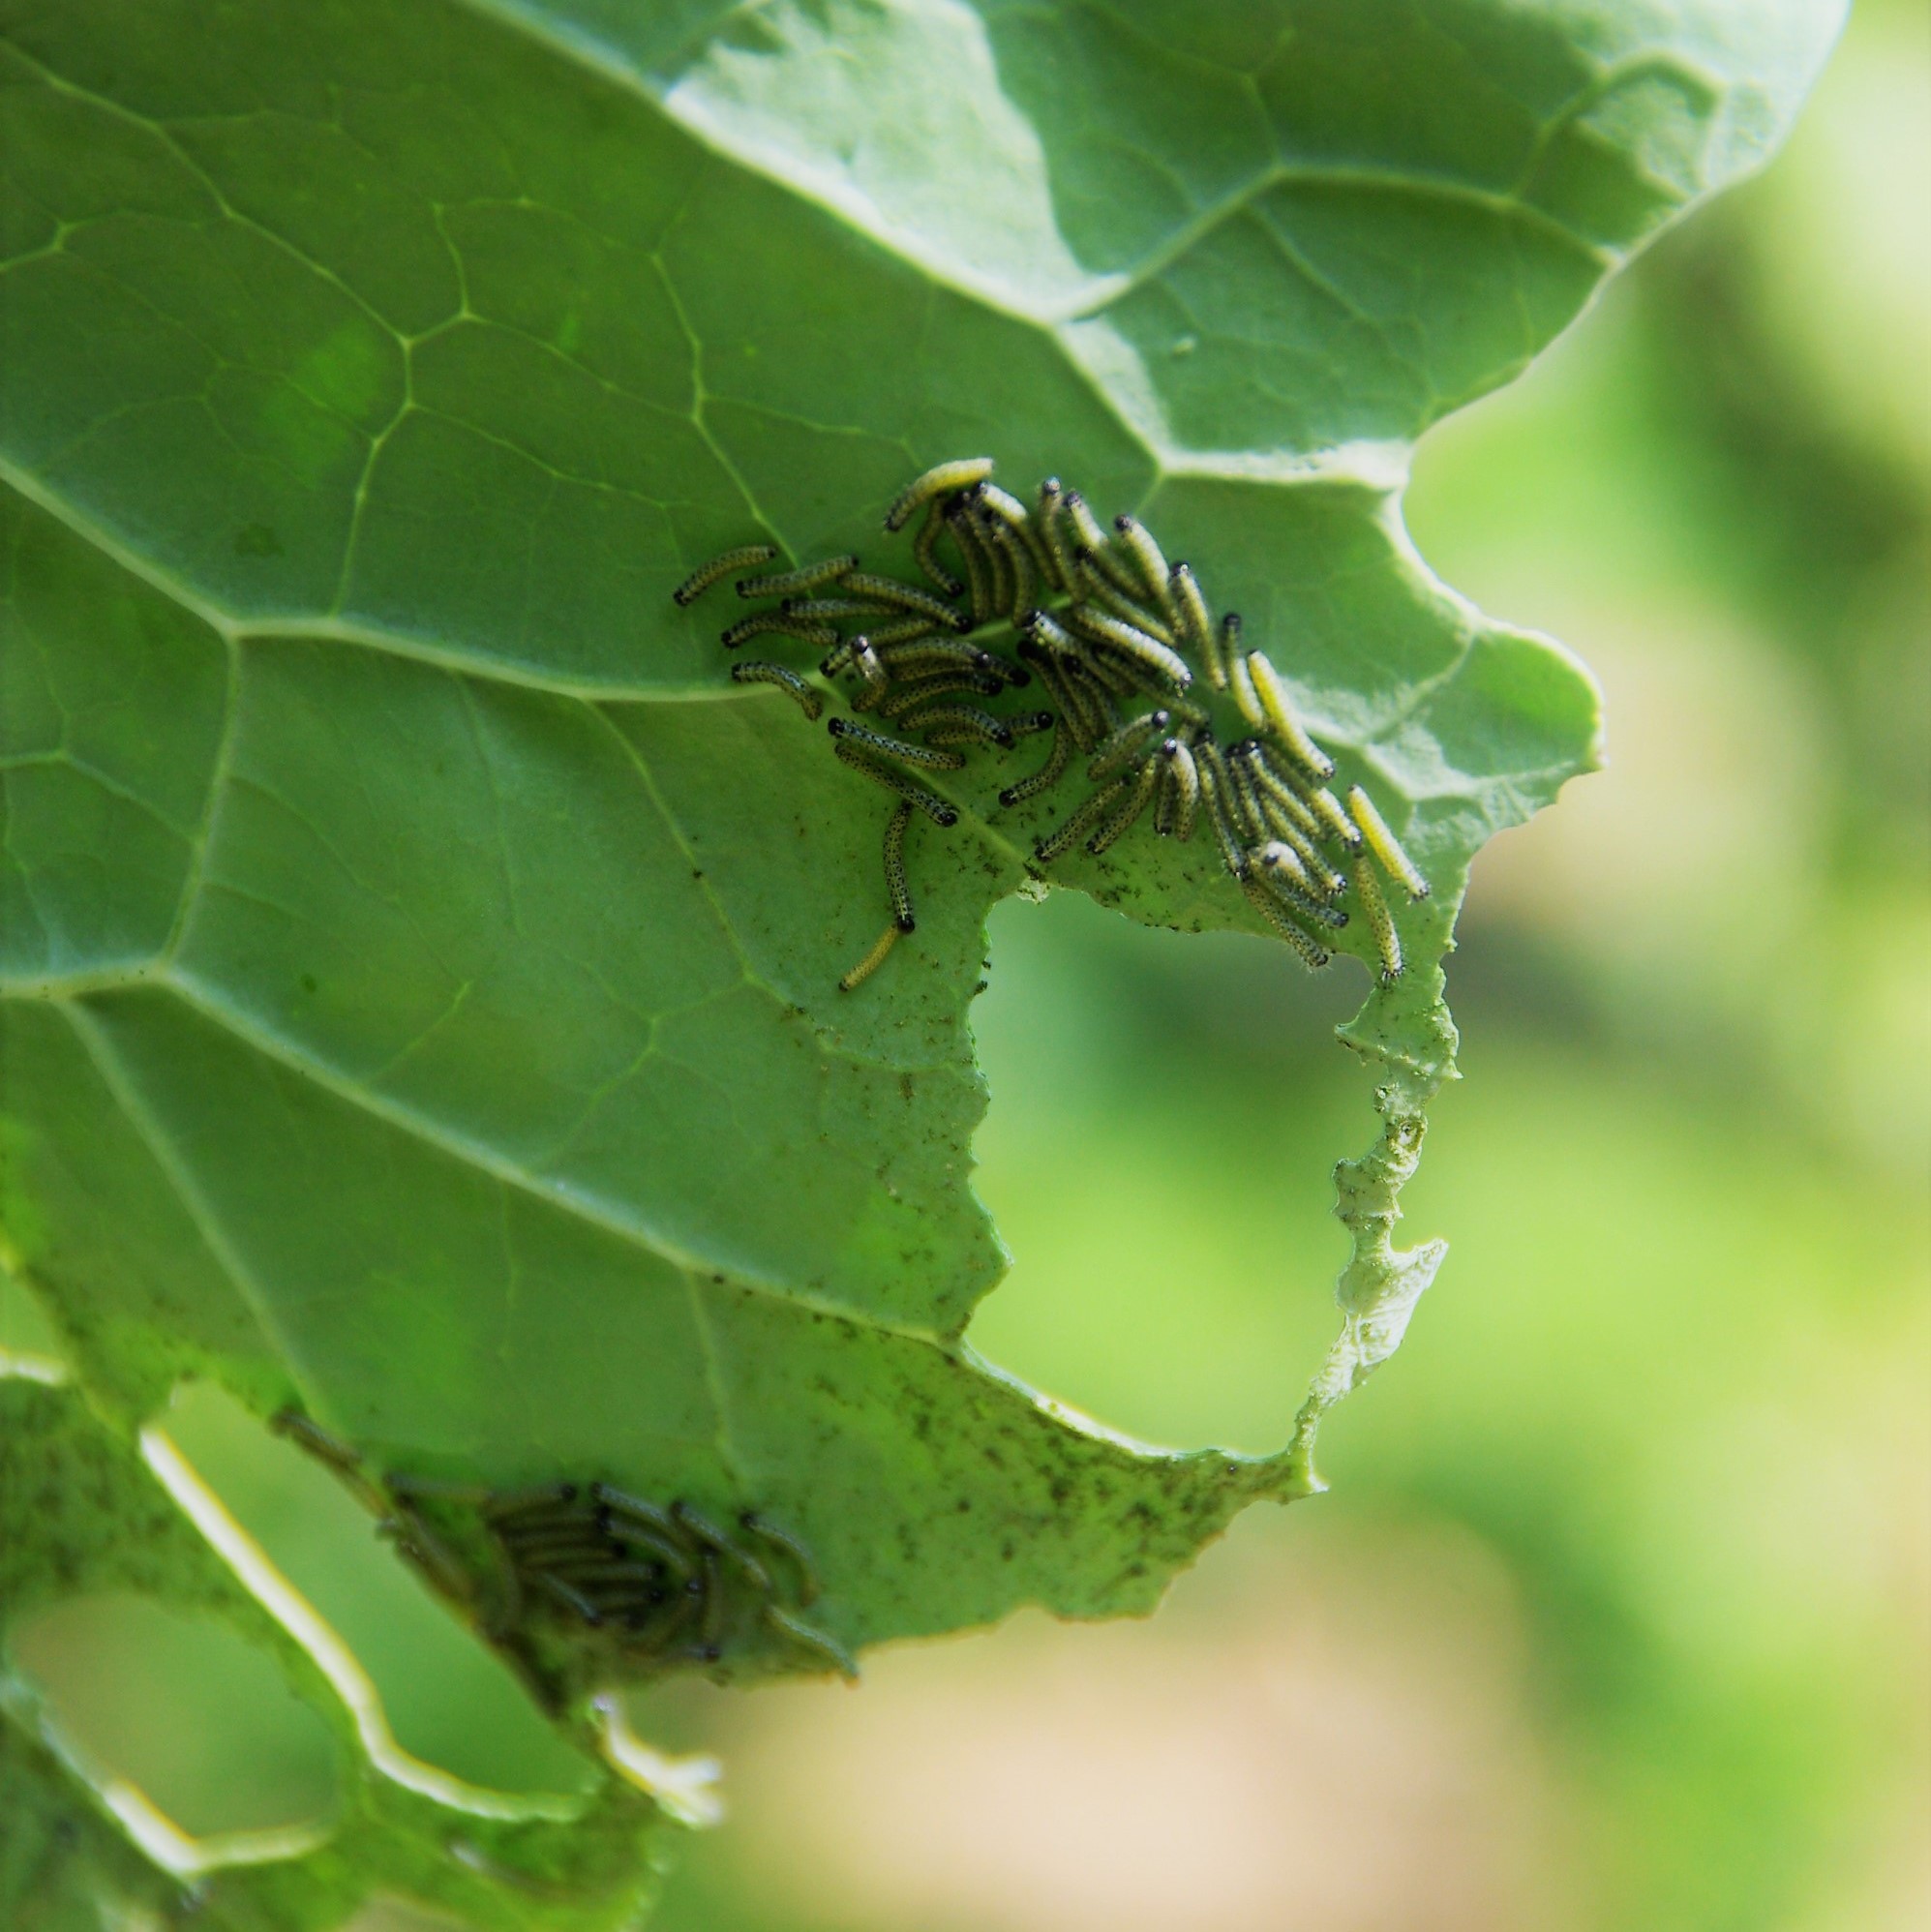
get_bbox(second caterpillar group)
[673,459,1429,989]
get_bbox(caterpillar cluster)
[272,1411,850,1679]
[679,456,1431,987]
[444,1478,849,1676]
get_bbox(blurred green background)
[8,3,1925,1925]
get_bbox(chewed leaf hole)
[11,1593,336,1837]
[966,890,1372,1455]
[162,1383,593,1798]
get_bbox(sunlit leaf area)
[2,1,1923,1927]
